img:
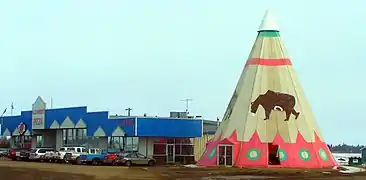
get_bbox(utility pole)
[1,109,5,125]
[125,108,133,116]
[180,99,193,114]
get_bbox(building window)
[153,138,194,156]
[126,137,139,151]
[13,136,32,148]
[63,128,87,147]
[107,136,139,151]
[36,135,44,147]
[108,136,125,149]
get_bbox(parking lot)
[2,159,366,180]
[0,159,156,180]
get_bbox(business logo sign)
[32,96,46,129]
[17,122,27,136]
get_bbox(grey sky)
[0,0,365,144]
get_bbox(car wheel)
[148,160,155,166]
[125,160,132,167]
[92,159,99,166]
[112,160,118,166]
[63,156,68,164]
[76,157,81,165]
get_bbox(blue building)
[1,96,205,164]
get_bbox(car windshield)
[103,149,121,154]
[30,149,37,153]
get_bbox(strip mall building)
[1,96,217,164]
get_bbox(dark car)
[0,148,8,157]
[8,148,30,161]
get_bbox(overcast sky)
[0,0,365,145]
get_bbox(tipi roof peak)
[258,10,279,32]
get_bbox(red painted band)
[245,58,292,66]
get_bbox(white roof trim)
[2,128,11,136]
[75,119,87,128]
[93,126,106,137]
[12,128,20,136]
[24,129,31,136]
[60,116,75,129]
[112,126,125,136]
[50,120,60,129]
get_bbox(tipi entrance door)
[217,145,233,166]
[268,143,280,165]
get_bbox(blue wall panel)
[104,118,135,136]
[45,107,87,128]
[1,115,30,135]
[137,118,202,137]
[1,106,200,138]
[84,113,135,137]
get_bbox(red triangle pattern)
[198,130,337,168]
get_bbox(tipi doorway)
[268,143,280,165]
[217,145,233,166]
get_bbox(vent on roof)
[170,111,188,118]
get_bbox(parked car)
[8,148,30,161]
[79,148,104,165]
[102,149,124,165]
[53,147,78,163]
[116,152,155,166]
[20,148,35,161]
[29,148,55,161]
[44,149,58,162]
[65,147,88,165]
[0,148,8,157]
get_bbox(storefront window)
[63,128,87,147]
[153,138,194,156]
[107,136,139,151]
[153,144,166,155]
[36,135,44,147]
[13,136,32,148]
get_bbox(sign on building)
[32,96,46,129]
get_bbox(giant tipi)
[197,10,337,168]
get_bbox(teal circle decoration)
[278,149,287,161]
[246,148,261,161]
[208,147,217,159]
[299,149,311,161]
[319,148,328,161]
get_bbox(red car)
[102,149,132,165]
[8,148,30,161]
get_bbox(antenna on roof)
[180,98,193,114]
[125,108,133,116]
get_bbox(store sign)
[18,122,27,136]
[32,96,46,129]
[120,119,134,126]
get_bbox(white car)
[44,150,57,162]
[29,148,55,161]
[65,147,88,164]
[53,147,76,163]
